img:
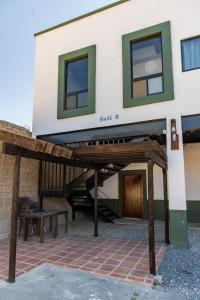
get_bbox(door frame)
[119,170,147,219]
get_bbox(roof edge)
[34,0,130,37]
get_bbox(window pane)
[182,37,200,71]
[148,76,163,94]
[66,57,88,93]
[66,95,76,110]
[133,80,147,98]
[78,92,88,108]
[132,36,162,79]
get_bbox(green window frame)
[57,45,96,119]
[122,21,174,108]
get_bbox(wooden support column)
[147,160,156,275]
[63,164,66,190]
[163,168,170,244]
[94,170,98,237]
[38,160,43,210]
[8,155,21,283]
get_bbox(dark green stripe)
[169,210,188,249]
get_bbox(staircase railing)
[40,161,85,195]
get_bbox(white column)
[166,115,187,210]
[166,115,188,248]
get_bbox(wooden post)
[63,164,66,190]
[94,170,98,237]
[163,168,170,244]
[8,155,21,283]
[38,161,43,210]
[147,160,156,275]
[40,216,45,243]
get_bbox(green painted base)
[169,210,188,249]
[100,199,190,249]
[187,201,200,223]
[101,198,200,222]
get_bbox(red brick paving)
[0,235,166,285]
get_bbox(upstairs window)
[57,45,96,119]
[65,57,88,110]
[122,21,174,108]
[181,36,200,71]
[131,35,163,98]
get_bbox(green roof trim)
[34,0,130,37]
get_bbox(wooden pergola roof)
[0,129,72,160]
[0,129,167,170]
[72,140,167,169]
[0,128,169,282]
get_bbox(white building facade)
[33,0,200,248]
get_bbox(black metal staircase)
[39,161,126,223]
[65,164,125,222]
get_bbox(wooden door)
[123,174,144,218]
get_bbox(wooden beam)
[72,141,167,162]
[2,144,96,169]
[94,170,98,237]
[163,169,170,244]
[145,151,167,170]
[8,155,21,283]
[0,129,72,159]
[147,160,156,275]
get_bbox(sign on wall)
[99,114,119,123]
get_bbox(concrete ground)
[0,263,182,300]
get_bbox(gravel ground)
[158,227,200,300]
[68,218,165,242]
[100,219,165,242]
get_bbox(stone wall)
[0,120,39,239]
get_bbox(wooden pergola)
[0,129,72,283]
[0,129,169,282]
[72,141,169,276]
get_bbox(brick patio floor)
[0,235,166,285]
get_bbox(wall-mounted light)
[171,119,179,150]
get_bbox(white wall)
[184,143,200,200]
[99,162,163,200]
[100,143,200,202]
[32,0,200,212]
[33,0,200,136]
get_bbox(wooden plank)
[8,155,21,283]
[147,160,156,275]
[163,169,170,244]
[72,141,167,162]
[94,170,98,237]
[0,129,72,159]
[2,144,96,168]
